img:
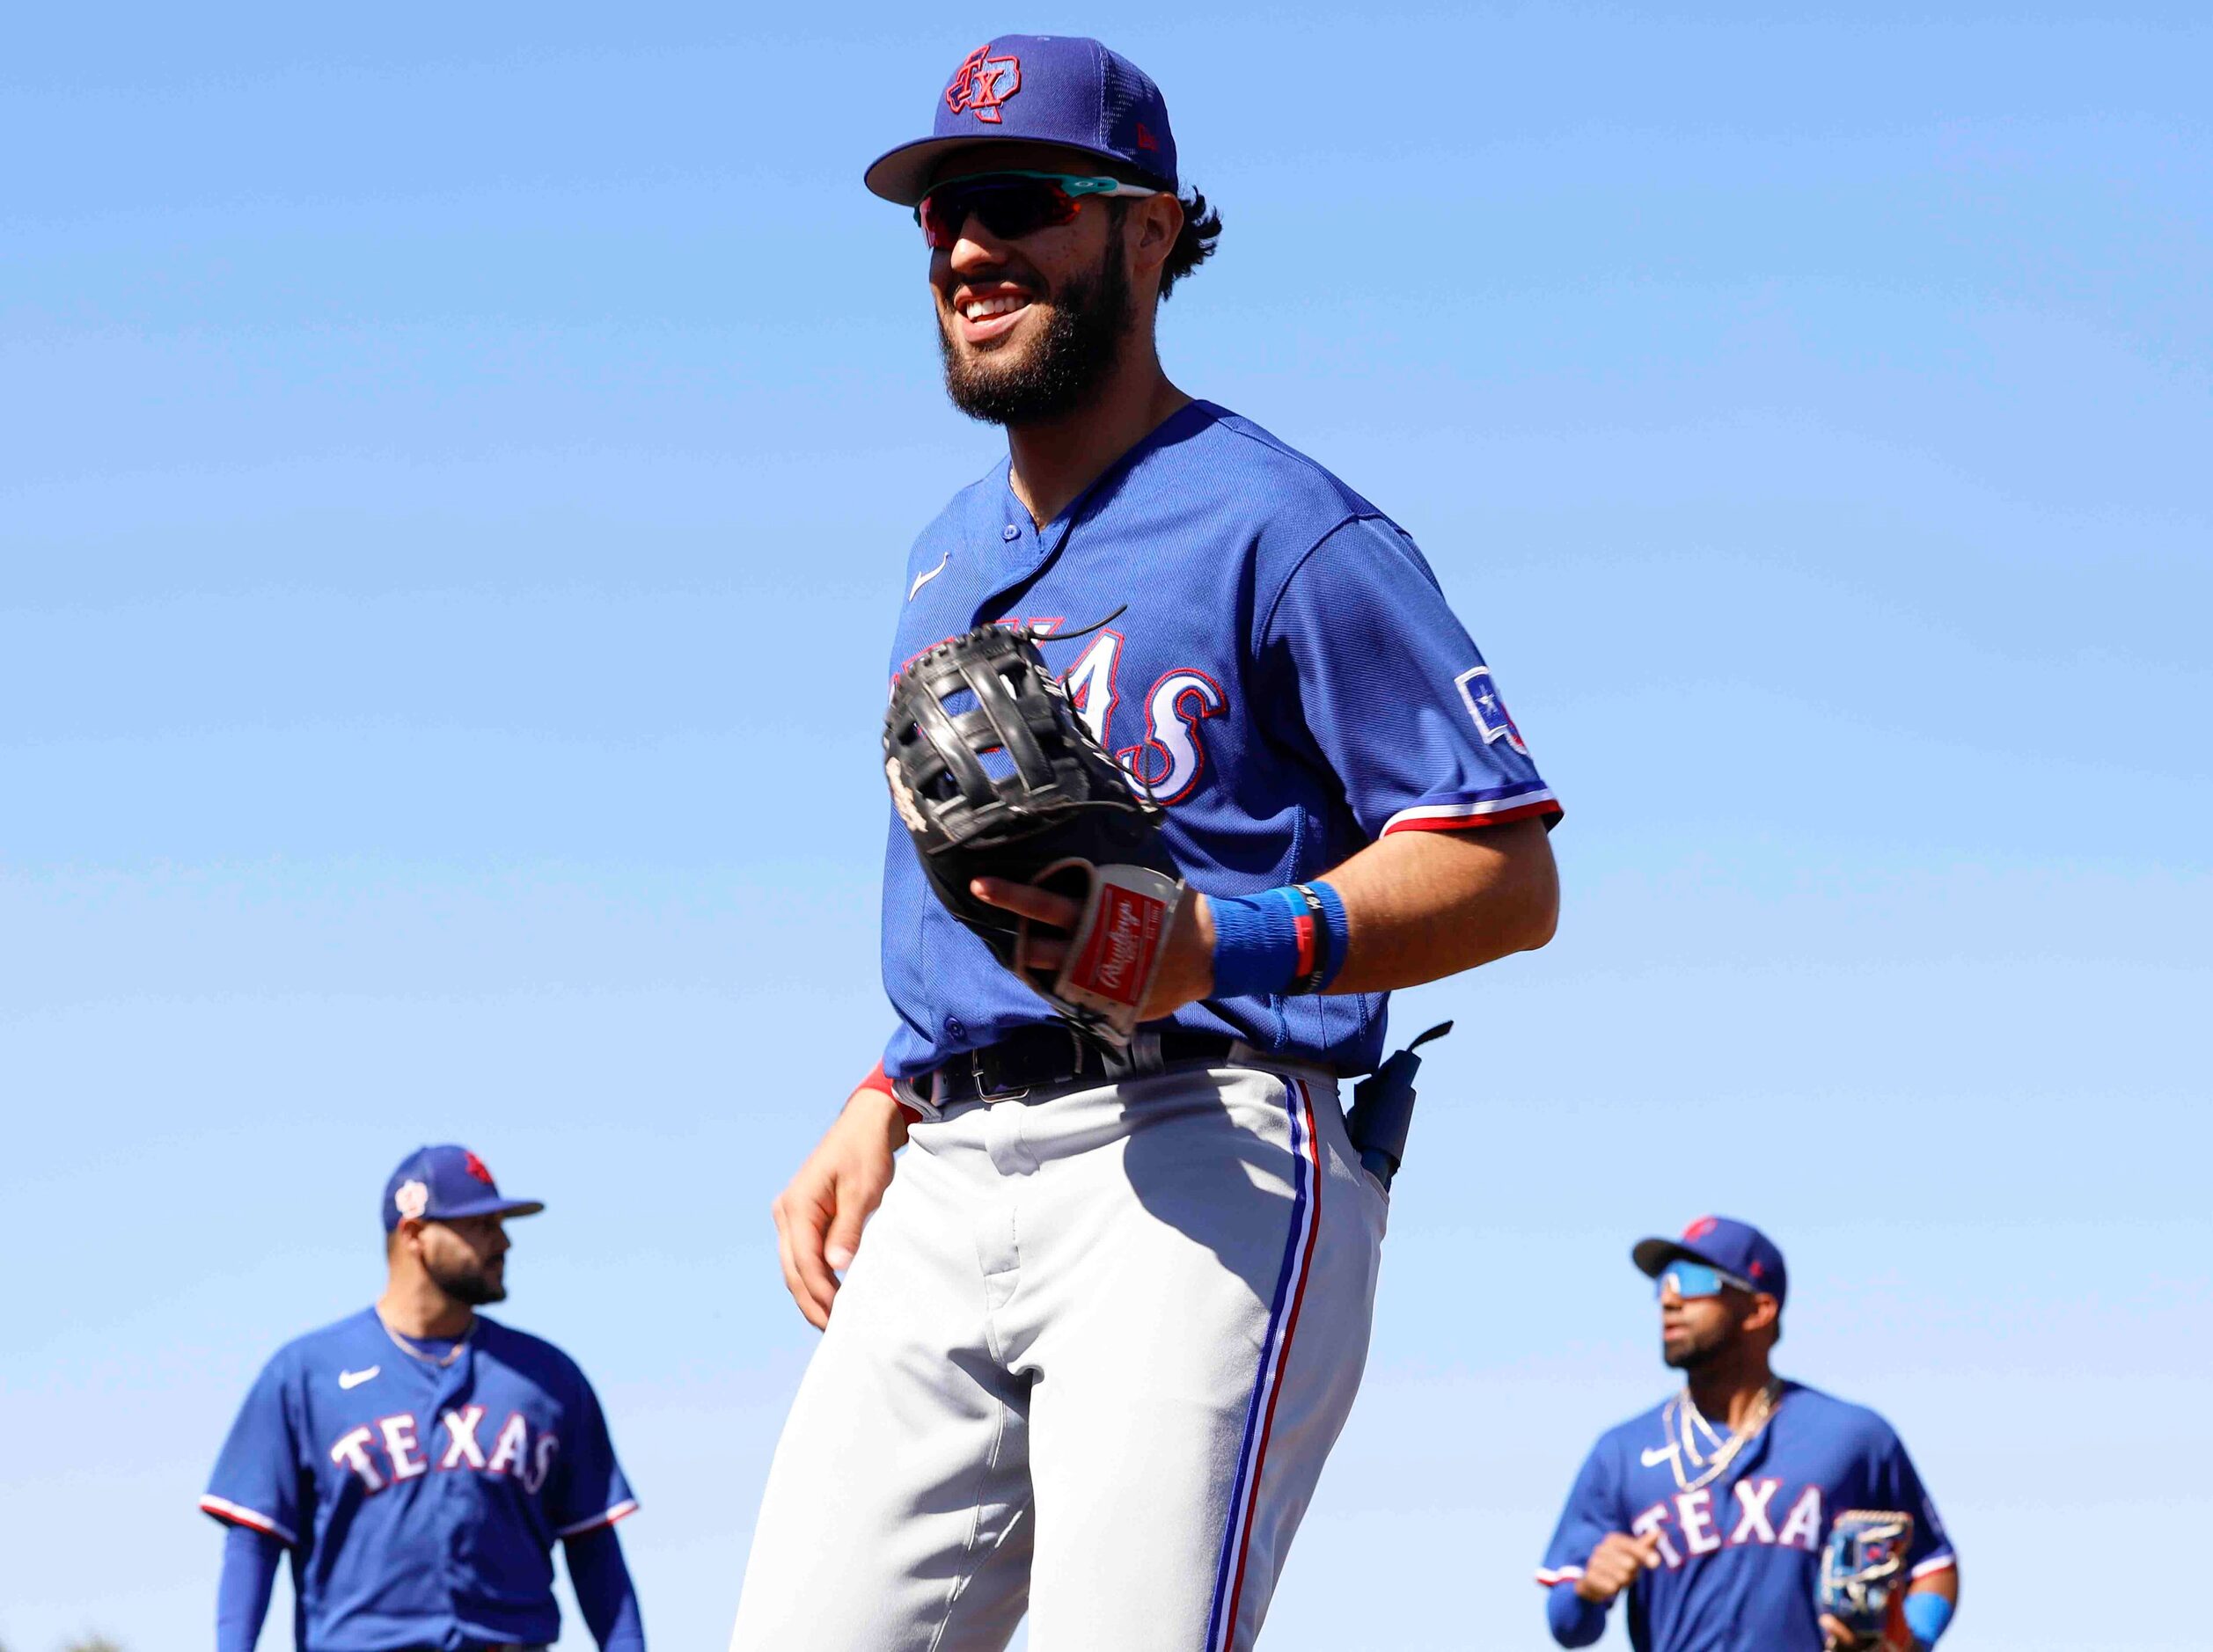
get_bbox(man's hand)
[972,820,1557,1013]
[1819,1614,1909,1651]
[770,1084,907,1330]
[1574,1531,1662,1604]
[968,876,1215,1020]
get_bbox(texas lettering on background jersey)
[202,1307,636,1652]
[879,399,1561,1080]
[1537,1382,1955,1652]
[323,1399,561,1494]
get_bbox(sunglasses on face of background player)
[916,172,1163,250]
[1655,1261,1756,1301]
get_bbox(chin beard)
[938,240,1133,427]
[1664,1334,1728,1371]
[429,1259,506,1306]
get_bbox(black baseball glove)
[883,621,1184,1046]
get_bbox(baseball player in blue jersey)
[729,34,1562,1652]
[202,1145,645,1652]
[1538,1217,1961,1652]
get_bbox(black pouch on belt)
[1344,1021,1454,1190]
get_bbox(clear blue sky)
[3,5,2205,1649]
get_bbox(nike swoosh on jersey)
[339,1366,381,1389]
[908,552,951,602]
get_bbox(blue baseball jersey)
[1537,1382,1955,1652]
[881,399,1560,1079]
[202,1307,637,1651]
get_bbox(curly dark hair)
[1158,187,1222,300]
[1109,186,1222,302]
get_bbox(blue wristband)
[1902,1590,1953,1648]
[1208,881,1346,998]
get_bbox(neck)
[1685,1352,1777,1432]
[377,1274,475,1341]
[1005,345,1189,528]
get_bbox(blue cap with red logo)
[864,34,1178,207]
[1632,1215,1789,1305]
[381,1144,545,1233]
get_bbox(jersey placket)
[423,1341,479,1618]
[967,502,1069,632]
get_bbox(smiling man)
[729,34,1563,1652]
[1536,1217,1961,1652]
[200,1145,645,1652]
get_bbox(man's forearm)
[1311,817,1558,993]
[1546,1580,1608,1648]
[566,1526,647,1651]
[1902,1564,1959,1647]
[1910,1564,1960,1605]
[216,1523,282,1652]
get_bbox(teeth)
[963,294,1030,320]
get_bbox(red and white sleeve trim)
[199,1495,297,1546]
[1909,1552,1958,1580]
[1534,1564,1586,1587]
[1381,789,1561,836]
[556,1497,641,1538]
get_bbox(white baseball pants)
[729,1059,1387,1652]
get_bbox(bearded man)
[202,1144,645,1652]
[1536,1217,1961,1652]
[729,34,1564,1652]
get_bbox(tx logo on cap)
[946,44,1022,123]
[464,1150,496,1186]
[1682,1215,1719,1241]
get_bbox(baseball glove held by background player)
[885,623,1184,1045]
[1817,1509,1915,1647]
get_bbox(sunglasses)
[1655,1261,1755,1301]
[917,171,1163,251]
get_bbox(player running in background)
[1538,1217,1960,1652]
[201,1144,644,1652]
[731,33,1561,1652]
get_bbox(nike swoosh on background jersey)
[908,552,951,602]
[339,1366,380,1389]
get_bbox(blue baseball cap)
[864,35,1178,207]
[1632,1215,1788,1306]
[381,1144,545,1233]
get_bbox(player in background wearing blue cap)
[201,1145,645,1652]
[731,33,1562,1652]
[1537,1217,1961,1652]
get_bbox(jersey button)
[1001,523,1020,541]
[945,1015,967,1041]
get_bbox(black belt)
[908,1024,1242,1115]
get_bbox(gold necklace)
[1649,1379,1783,1493]
[376,1308,473,1368]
